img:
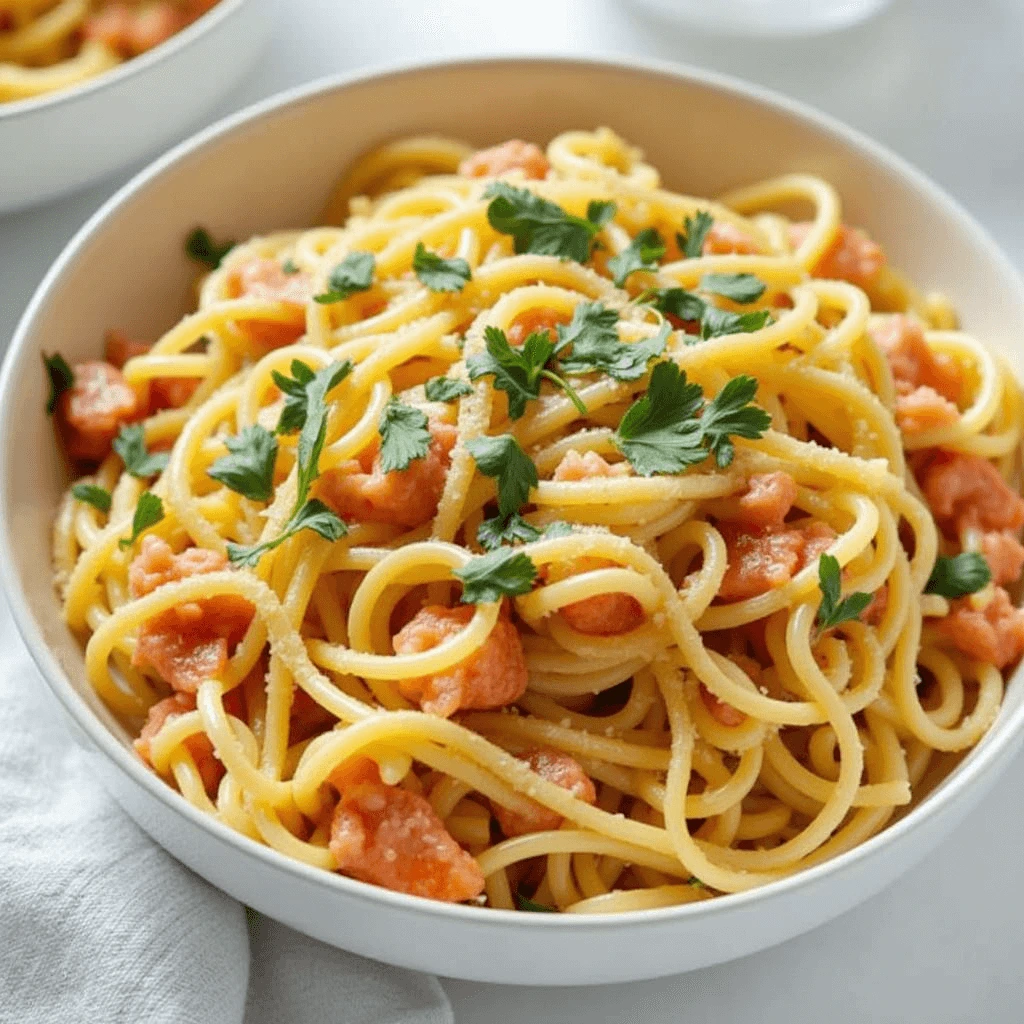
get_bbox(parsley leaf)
[643,287,706,323]
[639,288,771,340]
[207,424,278,502]
[43,352,74,415]
[282,258,300,274]
[271,360,352,437]
[925,552,992,599]
[484,182,614,263]
[698,374,773,468]
[185,227,234,270]
[607,228,666,287]
[113,424,169,479]
[314,251,375,304]
[477,514,570,551]
[515,891,556,913]
[378,400,431,473]
[612,363,770,476]
[676,211,713,259]
[466,434,538,518]
[557,302,668,382]
[413,242,472,292]
[227,498,346,568]
[118,491,163,549]
[700,306,773,340]
[816,553,873,631]
[424,376,473,403]
[700,272,766,304]
[454,547,539,603]
[71,483,111,514]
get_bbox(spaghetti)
[48,129,1024,913]
[0,0,219,103]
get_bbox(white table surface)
[3,1,1023,1020]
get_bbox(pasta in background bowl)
[4,57,1024,985]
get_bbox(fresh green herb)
[43,352,74,415]
[556,302,667,382]
[477,515,571,551]
[412,242,472,292]
[687,876,706,889]
[699,306,773,340]
[282,258,300,274]
[207,424,278,502]
[816,553,873,632]
[71,483,111,514]
[700,272,766,304]
[465,434,538,518]
[185,227,234,269]
[454,546,538,604]
[271,360,353,436]
[612,362,770,476]
[643,287,706,323]
[424,375,473,403]
[607,227,666,287]
[925,552,992,599]
[118,491,163,549]
[113,424,169,479]
[314,251,375,304]
[378,399,432,473]
[227,499,345,568]
[515,892,556,913]
[676,211,713,259]
[484,182,615,263]
[466,326,586,420]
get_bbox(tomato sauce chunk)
[789,222,886,288]
[870,315,962,404]
[105,330,200,411]
[134,693,223,796]
[227,258,315,348]
[319,418,457,529]
[717,521,835,602]
[699,683,746,727]
[894,385,959,435]
[56,360,144,463]
[459,140,550,181]
[938,587,1024,669]
[329,766,485,902]
[493,748,597,838]
[981,531,1024,587]
[724,472,798,531]
[918,451,1024,534]
[393,604,528,718]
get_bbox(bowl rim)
[0,0,250,122]
[5,51,1024,931]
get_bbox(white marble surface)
[2,1,1022,1019]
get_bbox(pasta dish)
[47,129,1024,914]
[0,0,218,103]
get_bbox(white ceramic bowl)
[0,0,274,214]
[4,56,1024,986]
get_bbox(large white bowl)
[0,0,274,214]
[3,56,1024,987]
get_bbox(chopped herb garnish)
[207,424,278,502]
[466,434,538,518]
[700,272,766,304]
[227,498,345,568]
[271,359,353,436]
[556,302,668,382]
[313,251,375,304]
[71,483,111,514]
[515,891,556,913]
[118,491,163,549]
[484,182,615,263]
[454,546,538,604]
[676,211,713,259]
[643,287,706,323]
[612,362,770,476]
[816,553,873,632]
[412,243,472,292]
[687,876,706,889]
[477,514,571,551]
[424,375,473,403]
[113,424,169,479]
[282,258,300,274]
[43,352,74,415]
[607,227,666,287]
[185,227,234,270]
[925,552,992,599]
[378,399,432,473]
[639,287,772,340]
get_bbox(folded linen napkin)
[0,601,452,1024]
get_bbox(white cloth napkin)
[0,602,452,1024]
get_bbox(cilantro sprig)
[118,492,164,550]
[924,552,991,599]
[71,483,111,514]
[607,228,665,287]
[466,434,538,518]
[700,273,766,304]
[612,362,770,476]
[477,515,570,552]
[816,554,873,632]
[641,286,771,340]
[44,352,74,414]
[185,227,234,270]
[485,183,616,263]
[314,251,375,304]
[272,359,353,436]
[424,376,473,403]
[454,546,538,603]
[677,211,713,259]
[413,243,472,292]
[113,424,169,479]
[207,424,279,502]
[378,400,431,473]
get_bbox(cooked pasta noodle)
[49,128,1024,913]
